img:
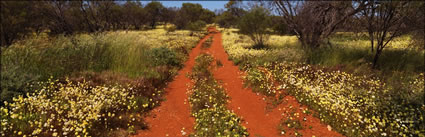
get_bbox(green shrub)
[0,65,39,106]
[187,20,207,32]
[148,47,182,68]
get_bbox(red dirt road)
[135,27,344,137]
[134,34,212,137]
[206,28,344,137]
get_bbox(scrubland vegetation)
[1,28,205,136]
[222,29,424,136]
[1,0,424,137]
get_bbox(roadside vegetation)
[1,0,424,137]
[222,26,424,137]
[188,53,248,137]
[218,2,424,135]
[0,28,205,136]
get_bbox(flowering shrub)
[0,78,156,137]
[245,62,424,137]
[188,54,248,137]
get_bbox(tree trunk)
[151,19,156,29]
[372,49,381,69]
[368,31,374,52]
[0,22,5,46]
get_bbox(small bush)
[0,65,39,106]
[186,20,207,32]
[148,47,183,68]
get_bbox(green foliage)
[0,1,44,46]
[238,6,271,47]
[1,34,113,80]
[0,28,201,136]
[214,12,234,28]
[305,44,424,73]
[175,3,215,30]
[1,29,201,107]
[187,20,207,32]
[0,65,39,106]
[148,47,182,68]
[145,1,165,28]
[271,16,293,35]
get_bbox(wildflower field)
[1,28,206,136]
[222,28,425,136]
[2,1,424,137]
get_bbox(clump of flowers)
[0,78,150,137]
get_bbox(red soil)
[135,27,344,137]
[134,33,213,137]
[206,28,344,137]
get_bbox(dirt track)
[134,33,212,137]
[136,28,343,137]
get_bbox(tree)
[214,11,233,28]
[270,15,292,35]
[225,0,246,18]
[145,1,164,29]
[174,3,214,30]
[274,1,369,49]
[215,0,246,28]
[402,2,425,49]
[161,7,178,29]
[361,1,415,69]
[237,6,271,48]
[122,1,145,30]
[1,1,37,46]
[199,9,215,24]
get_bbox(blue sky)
[139,1,228,11]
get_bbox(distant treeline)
[0,1,216,46]
[1,1,424,50]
